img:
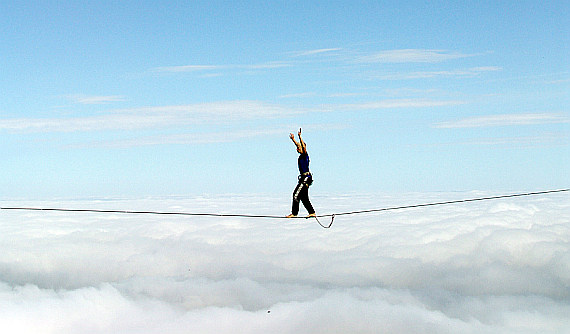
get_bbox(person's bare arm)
[290,128,307,153]
[297,128,307,153]
[290,132,299,147]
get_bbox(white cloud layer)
[1,191,569,333]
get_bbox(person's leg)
[299,186,315,215]
[290,182,304,216]
[291,198,300,216]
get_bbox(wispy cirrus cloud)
[0,101,306,134]
[288,48,342,57]
[1,98,464,135]
[74,128,288,149]
[148,48,341,78]
[148,49,493,81]
[428,133,569,148]
[358,49,477,63]
[64,94,127,105]
[278,92,317,99]
[435,113,569,129]
[151,65,223,74]
[376,66,502,80]
[325,99,467,111]
[150,62,291,76]
[243,61,292,70]
[546,78,570,84]
[69,123,346,149]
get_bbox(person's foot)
[285,214,297,218]
[306,213,316,218]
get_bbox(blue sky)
[1,1,568,198]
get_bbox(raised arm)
[297,128,307,153]
[290,129,306,153]
[289,132,299,147]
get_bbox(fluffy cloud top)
[1,192,569,333]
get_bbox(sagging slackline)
[286,128,316,218]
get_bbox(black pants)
[292,178,314,215]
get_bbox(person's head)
[296,143,305,154]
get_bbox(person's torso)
[298,153,310,175]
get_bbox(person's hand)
[298,128,302,137]
[289,133,295,140]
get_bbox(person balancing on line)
[286,128,316,218]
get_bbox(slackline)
[1,188,568,229]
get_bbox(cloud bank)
[1,191,569,333]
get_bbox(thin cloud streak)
[150,62,292,75]
[72,128,291,149]
[435,113,569,129]
[374,67,502,80]
[325,99,467,111]
[146,48,497,85]
[64,94,127,105]
[242,61,292,69]
[278,92,316,99]
[68,123,347,149]
[152,65,223,73]
[0,98,464,135]
[358,49,476,63]
[288,48,342,57]
[427,133,570,149]
[0,101,307,134]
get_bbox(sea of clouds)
[1,191,569,333]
